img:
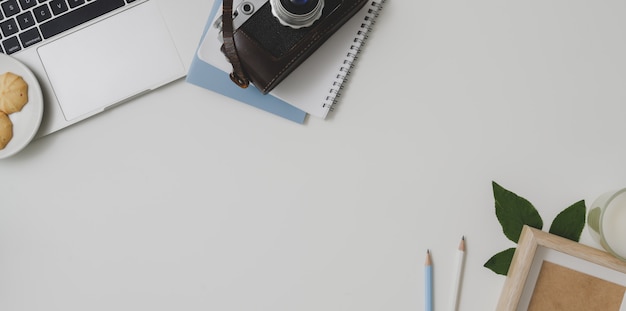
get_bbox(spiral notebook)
[190,0,386,120]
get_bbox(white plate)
[0,53,44,159]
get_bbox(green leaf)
[549,200,586,242]
[484,248,516,275]
[493,181,543,243]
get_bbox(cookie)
[0,112,13,150]
[0,72,29,114]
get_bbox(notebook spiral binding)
[323,0,387,111]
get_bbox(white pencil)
[450,236,466,311]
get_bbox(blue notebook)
[186,1,307,123]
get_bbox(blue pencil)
[425,250,433,311]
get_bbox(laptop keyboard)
[0,0,134,55]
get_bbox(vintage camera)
[215,0,367,94]
[219,0,342,58]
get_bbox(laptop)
[1,0,191,137]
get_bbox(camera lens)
[282,0,316,14]
[270,0,324,29]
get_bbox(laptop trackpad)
[37,2,184,121]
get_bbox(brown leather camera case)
[223,0,368,94]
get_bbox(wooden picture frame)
[496,225,626,311]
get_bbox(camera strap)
[222,0,250,88]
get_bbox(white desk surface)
[2,1,626,310]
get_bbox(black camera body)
[217,0,367,93]
[233,0,342,57]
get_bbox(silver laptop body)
[4,0,188,137]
